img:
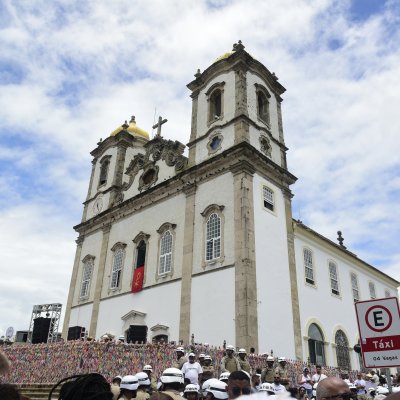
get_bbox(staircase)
[18,384,60,400]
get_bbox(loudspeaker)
[67,326,85,341]
[127,325,147,344]
[32,317,51,344]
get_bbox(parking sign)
[355,297,400,368]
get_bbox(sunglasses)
[323,393,352,400]
[232,388,252,396]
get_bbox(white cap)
[143,365,153,372]
[160,367,184,384]
[120,375,139,391]
[207,380,228,400]
[189,352,196,357]
[260,383,275,394]
[204,355,212,361]
[176,346,185,353]
[267,356,274,361]
[136,372,150,386]
[226,345,235,351]
[184,384,199,394]
[278,356,286,362]
[118,335,125,340]
[219,372,230,381]
[199,353,205,358]
[238,348,247,354]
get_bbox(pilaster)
[82,161,96,222]
[283,193,303,360]
[231,160,259,351]
[179,184,197,343]
[89,223,111,337]
[188,93,199,167]
[62,235,84,339]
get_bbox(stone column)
[89,223,111,337]
[231,160,259,351]
[179,184,197,343]
[62,235,84,339]
[82,161,96,222]
[284,192,303,360]
[110,144,128,206]
[188,93,199,167]
[234,67,250,145]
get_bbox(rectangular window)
[263,186,274,211]
[80,262,93,298]
[159,231,172,274]
[351,273,359,301]
[111,248,124,289]
[385,289,390,298]
[369,282,376,299]
[329,262,340,296]
[304,249,314,285]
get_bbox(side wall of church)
[69,302,93,331]
[190,267,235,346]
[253,173,296,356]
[294,231,399,369]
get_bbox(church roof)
[111,116,150,140]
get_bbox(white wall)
[96,280,181,340]
[69,302,93,331]
[190,267,235,346]
[253,173,296,356]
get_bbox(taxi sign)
[355,297,400,368]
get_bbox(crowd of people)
[1,340,399,400]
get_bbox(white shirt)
[312,373,327,383]
[272,383,287,393]
[181,361,203,384]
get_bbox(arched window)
[335,330,350,370]
[110,244,126,289]
[159,231,173,275]
[136,240,146,269]
[99,156,111,186]
[304,248,315,285]
[351,272,359,301]
[257,91,270,124]
[329,261,340,296]
[308,323,325,365]
[80,257,94,298]
[369,282,376,299]
[206,82,225,124]
[206,213,221,261]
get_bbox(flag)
[132,266,144,293]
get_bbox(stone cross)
[152,115,168,136]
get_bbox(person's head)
[226,345,235,358]
[204,355,212,365]
[199,354,205,363]
[304,367,309,376]
[251,374,260,388]
[136,372,150,390]
[176,347,185,359]
[189,353,196,364]
[120,375,139,399]
[238,349,247,360]
[278,357,286,366]
[357,373,362,379]
[118,335,125,343]
[50,373,113,400]
[102,335,110,343]
[316,377,351,400]
[112,376,122,386]
[299,387,307,396]
[184,384,200,400]
[274,374,282,385]
[160,367,184,391]
[316,365,322,374]
[220,372,230,383]
[0,384,20,400]
[227,371,251,400]
[267,356,274,366]
[143,365,153,377]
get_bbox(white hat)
[260,383,275,394]
[207,380,228,399]
[136,372,150,386]
[219,372,230,381]
[118,335,125,341]
[184,384,199,394]
[204,355,212,361]
[160,367,184,384]
[226,345,235,351]
[176,346,185,353]
[238,348,247,354]
[189,352,196,357]
[267,356,274,361]
[199,353,205,358]
[120,375,139,391]
[278,356,286,362]
[143,365,153,371]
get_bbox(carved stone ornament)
[259,135,272,157]
[138,163,159,192]
[123,137,187,192]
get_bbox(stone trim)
[206,132,223,155]
[179,185,197,343]
[188,94,199,167]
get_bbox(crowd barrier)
[0,341,357,385]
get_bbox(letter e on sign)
[366,305,392,332]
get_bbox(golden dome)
[110,116,150,140]
[214,51,235,63]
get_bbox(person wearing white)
[312,366,327,384]
[272,375,287,394]
[182,353,203,384]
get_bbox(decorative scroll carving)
[259,135,272,158]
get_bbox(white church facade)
[62,41,399,370]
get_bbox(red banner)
[132,266,144,293]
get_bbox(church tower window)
[98,155,111,187]
[110,243,126,289]
[206,82,225,125]
[303,248,315,285]
[255,83,271,126]
[262,186,274,211]
[351,272,359,301]
[80,256,94,298]
[329,261,340,296]
[206,213,221,261]
[369,282,376,299]
[159,231,173,274]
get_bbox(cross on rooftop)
[152,115,168,137]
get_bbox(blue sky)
[0,0,399,337]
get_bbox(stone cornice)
[74,142,297,236]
